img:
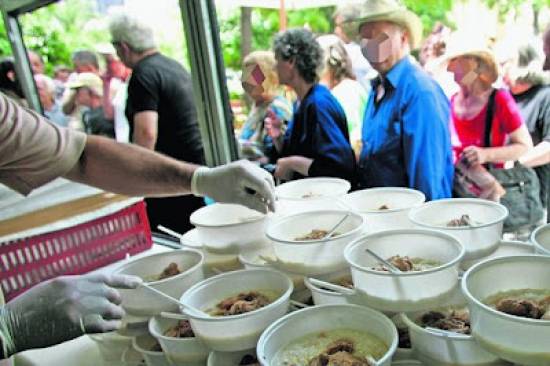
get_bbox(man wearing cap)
[351,0,454,200]
[69,72,115,138]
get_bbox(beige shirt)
[0,92,87,195]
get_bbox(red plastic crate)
[0,201,152,301]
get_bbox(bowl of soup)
[409,198,508,261]
[462,255,550,365]
[257,304,398,366]
[344,229,464,312]
[179,268,293,352]
[113,249,204,315]
[341,187,425,232]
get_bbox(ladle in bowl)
[365,249,402,274]
[140,282,209,319]
[321,213,351,241]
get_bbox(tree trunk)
[241,7,252,62]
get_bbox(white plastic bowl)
[530,223,550,256]
[238,247,310,295]
[207,349,258,366]
[180,268,293,352]
[461,240,534,270]
[462,255,550,365]
[304,269,352,306]
[114,250,204,315]
[89,332,136,366]
[132,333,171,366]
[149,315,209,365]
[275,177,351,215]
[341,187,425,232]
[178,228,244,276]
[409,198,508,261]
[190,203,267,253]
[401,295,505,366]
[266,210,365,274]
[344,229,464,312]
[257,304,398,366]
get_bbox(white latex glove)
[191,160,276,213]
[0,273,142,357]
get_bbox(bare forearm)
[519,141,550,168]
[484,143,530,163]
[64,135,197,197]
[62,92,77,115]
[133,130,156,150]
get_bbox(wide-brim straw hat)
[439,32,499,84]
[346,0,424,49]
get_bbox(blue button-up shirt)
[358,57,453,200]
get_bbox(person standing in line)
[109,14,206,233]
[317,34,369,158]
[351,0,454,200]
[266,28,356,184]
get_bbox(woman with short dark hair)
[267,28,356,184]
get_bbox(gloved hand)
[191,160,276,213]
[0,273,141,357]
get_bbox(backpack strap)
[483,89,498,148]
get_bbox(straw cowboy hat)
[348,0,424,49]
[440,32,499,84]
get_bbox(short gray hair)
[109,14,157,53]
[273,28,323,84]
[512,41,549,86]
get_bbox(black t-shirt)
[513,84,550,210]
[126,53,205,164]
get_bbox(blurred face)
[275,54,294,86]
[359,21,406,74]
[74,61,98,74]
[241,62,267,102]
[54,70,70,83]
[28,52,44,74]
[35,79,52,107]
[447,56,479,87]
[113,41,133,69]
[500,58,515,89]
[75,88,93,107]
[334,15,350,44]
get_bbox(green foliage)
[402,0,454,33]
[220,7,335,70]
[0,20,10,56]
[18,0,110,75]
[0,0,190,75]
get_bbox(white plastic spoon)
[365,249,402,274]
[140,282,209,319]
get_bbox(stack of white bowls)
[100,180,550,366]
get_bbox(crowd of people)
[237,0,550,229]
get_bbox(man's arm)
[62,90,77,115]
[132,111,158,150]
[64,135,196,197]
